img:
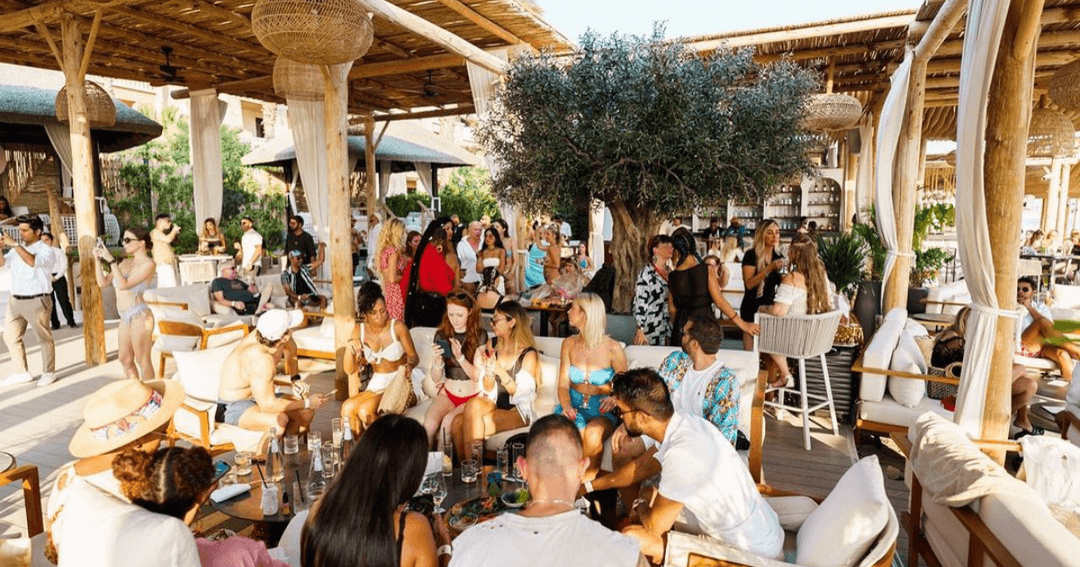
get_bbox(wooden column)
[363,113,377,217]
[60,13,105,365]
[1043,157,1061,230]
[1056,161,1070,236]
[1063,162,1074,233]
[982,0,1044,447]
[323,63,355,401]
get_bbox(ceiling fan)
[148,46,212,87]
[422,70,439,100]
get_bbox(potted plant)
[817,232,868,345]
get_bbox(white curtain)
[44,122,74,198]
[953,0,1012,437]
[413,162,433,194]
[855,117,875,221]
[378,159,392,203]
[289,99,328,244]
[874,52,912,307]
[190,89,224,224]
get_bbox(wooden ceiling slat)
[112,5,266,58]
[433,0,522,45]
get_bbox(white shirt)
[773,283,808,315]
[52,473,200,567]
[559,221,572,240]
[51,246,68,281]
[366,222,382,270]
[240,229,263,269]
[6,239,55,295]
[656,413,783,559]
[643,357,738,450]
[1021,300,1053,330]
[450,510,640,567]
[458,239,481,284]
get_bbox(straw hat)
[69,380,185,458]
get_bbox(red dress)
[400,246,455,301]
[380,245,407,319]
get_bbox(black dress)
[668,262,716,346]
[740,248,784,321]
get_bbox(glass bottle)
[340,416,354,466]
[307,442,328,502]
[267,428,284,482]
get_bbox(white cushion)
[860,308,907,402]
[204,325,248,349]
[888,332,926,408]
[796,455,890,567]
[172,344,236,401]
[765,495,819,531]
[857,396,952,429]
[625,345,681,369]
[532,336,564,359]
[161,307,203,328]
[155,334,199,353]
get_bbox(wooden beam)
[76,9,103,81]
[86,19,274,76]
[687,13,916,52]
[754,39,906,64]
[111,6,265,57]
[360,0,507,74]
[433,0,522,45]
[186,0,252,32]
[373,38,412,59]
[373,104,475,122]
[364,113,377,214]
[0,0,144,33]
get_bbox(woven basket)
[55,81,116,127]
[273,57,325,101]
[1050,58,1080,110]
[1027,106,1075,158]
[802,93,862,133]
[252,0,373,65]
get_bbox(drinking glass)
[331,418,344,447]
[496,445,509,478]
[307,430,322,452]
[234,451,253,476]
[322,441,339,477]
[470,440,484,464]
[511,442,525,482]
[460,459,478,483]
[430,474,448,513]
[283,435,299,455]
[441,430,454,477]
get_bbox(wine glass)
[429,474,448,514]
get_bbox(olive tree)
[479,27,819,311]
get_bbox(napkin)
[210,483,251,503]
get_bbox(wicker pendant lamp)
[1027,95,1076,159]
[251,0,373,65]
[273,57,325,101]
[1049,59,1080,110]
[802,62,862,133]
[55,81,116,127]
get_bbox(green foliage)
[816,232,867,301]
[478,25,819,218]
[386,191,432,218]
[438,167,501,223]
[851,205,887,281]
[108,112,285,254]
[851,203,956,286]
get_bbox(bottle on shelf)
[267,428,284,482]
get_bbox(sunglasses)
[491,316,510,324]
[448,291,471,300]
[611,406,642,419]
[1018,287,1033,293]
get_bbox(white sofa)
[924,280,970,315]
[906,413,1080,567]
[144,273,288,329]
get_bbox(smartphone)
[213,460,231,482]
[433,338,451,356]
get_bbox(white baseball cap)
[256,309,304,341]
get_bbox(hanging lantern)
[1049,59,1080,110]
[1028,96,1075,159]
[252,0,373,65]
[55,81,116,127]
[273,57,325,101]
[802,93,863,133]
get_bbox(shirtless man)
[217,309,329,435]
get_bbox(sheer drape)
[190,89,224,225]
[44,121,73,198]
[289,99,328,243]
[855,117,874,221]
[378,160,392,203]
[873,53,912,307]
[954,0,1012,436]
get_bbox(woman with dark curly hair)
[302,415,452,567]
[342,282,420,435]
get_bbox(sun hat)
[256,309,304,342]
[69,379,185,458]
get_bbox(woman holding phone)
[94,228,157,381]
[421,291,487,448]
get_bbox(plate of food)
[500,488,529,508]
[448,513,477,530]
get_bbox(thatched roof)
[0,84,162,151]
[0,0,573,118]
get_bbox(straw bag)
[377,366,417,415]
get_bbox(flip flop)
[769,375,794,389]
[1012,425,1045,439]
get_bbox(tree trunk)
[608,200,658,313]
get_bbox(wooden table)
[525,302,570,337]
[912,312,955,333]
[209,448,315,545]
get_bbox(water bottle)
[267,428,284,482]
[340,416,354,466]
[307,442,328,502]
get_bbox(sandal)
[769,375,794,389]
[1012,425,1045,439]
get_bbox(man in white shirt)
[450,414,646,567]
[236,216,263,277]
[553,214,572,241]
[457,221,483,295]
[366,213,382,271]
[42,232,77,329]
[150,213,180,287]
[1017,275,1080,378]
[605,368,783,563]
[1,215,58,386]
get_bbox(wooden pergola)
[0,0,572,366]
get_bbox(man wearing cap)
[218,309,329,435]
[210,262,275,315]
[281,248,326,310]
[46,379,197,567]
[0,214,58,387]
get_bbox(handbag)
[377,366,418,415]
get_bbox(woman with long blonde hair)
[760,235,830,387]
[554,292,627,479]
[740,219,785,349]
[375,218,407,320]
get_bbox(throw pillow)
[796,455,890,567]
[889,332,926,408]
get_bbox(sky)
[534,0,921,43]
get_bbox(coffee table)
[441,466,528,536]
[209,448,317,545]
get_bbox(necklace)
[527,498,577,510]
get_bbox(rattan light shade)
[1027,106,1075,158]
[273,57,325,101]
[55,81,116,127]
[1050,59,1080,110]
[802,93,862,132]
[252,0,373,65]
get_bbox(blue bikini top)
[568,366,615,386]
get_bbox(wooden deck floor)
[1,327,915,566]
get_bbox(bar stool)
[757,310,843,450]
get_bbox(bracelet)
[583,480,594,494]
[436,545,452,557]
[303,398,310,409]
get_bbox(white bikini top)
[482,257,501,268]
[360,320,405,363]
